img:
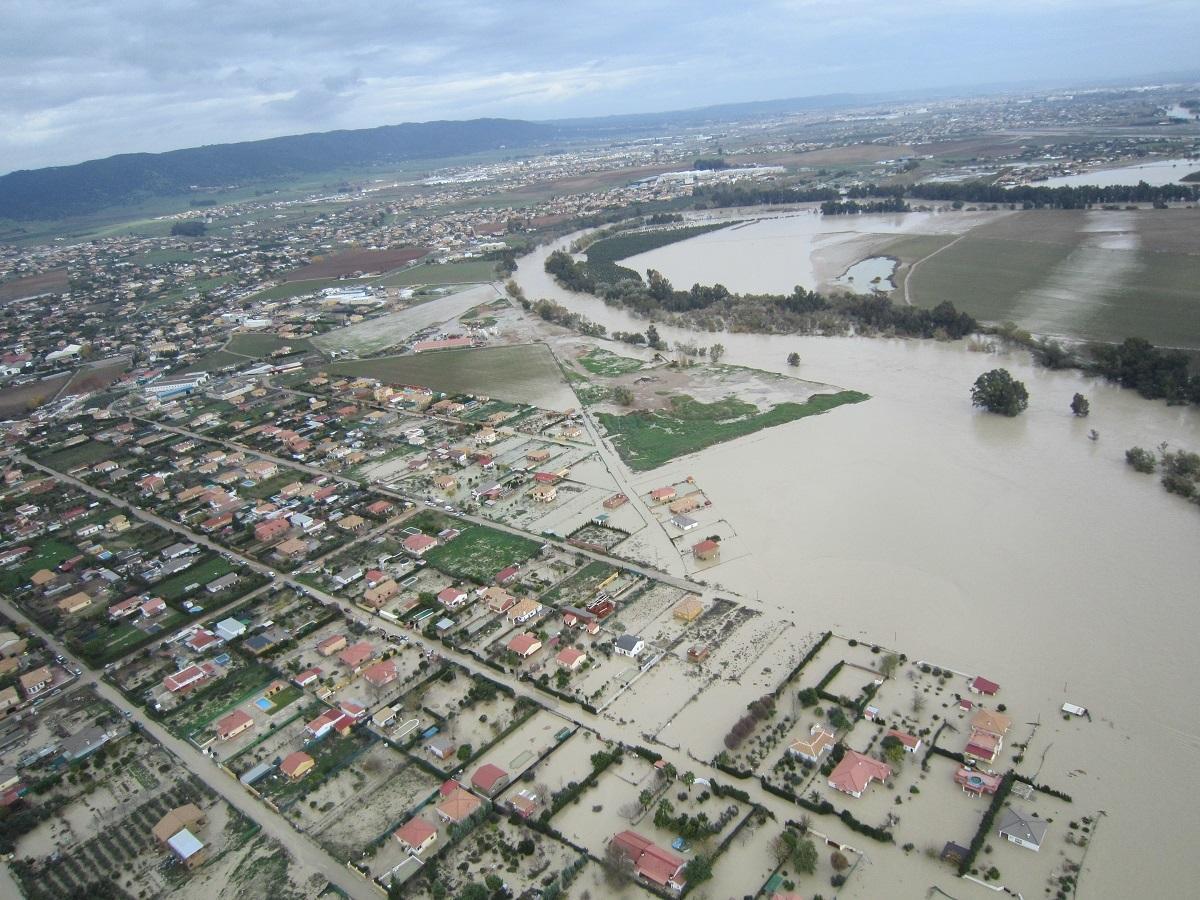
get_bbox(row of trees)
[910,179,1200,209]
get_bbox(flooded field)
[513,236,1200,897]
[1038,156,1200,187]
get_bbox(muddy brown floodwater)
[516,233,1200,898]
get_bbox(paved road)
[0,595,375,900]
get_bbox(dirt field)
[281,246,428,280]
[61,355,130,396]
[0,267,68,301]
[0,372,70,417]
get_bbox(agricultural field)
[32,436,115,470]
[280,246,428,280]
[585,222,732,283]
[328,343,574,409]
[424,524,542,584]
[60,356,130,397]
[898,208,1200,347]
[0,267,68,301]
[379,258,497,286]
[225,332,313,357]
[597,391,869,472]
[0,373,71,418]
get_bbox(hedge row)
[958,772,1015,875]
[771,630,833,700]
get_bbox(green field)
[379,259,497,287]
[327,343,568,406]
[578,347,644,377]
[898,223,1200,348]
[0,539,78,592]
[35,439,115,471]
[598,391,869,472]
[156,556,235,601]
[78,609,187,666]
[181,349,250,374]
[424,524,541,584]
[225,333,313,357]
[585,223,732,282]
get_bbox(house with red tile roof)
[610,830,686,892]
[281,751,315,780]
[494,565,519,586]
[306,709,353,739]
[363,659,397,689]
[692,539,720,561]
[970,676,1000,696]
[186,630,220,653]
[649,486,677,503]
[508,789,539,818]
[471,763,509,796]
[556,647,586,671]
[506,633,542,658]
[437,586,468,608]
[254,518,291,544]
[294,667,323,687]
[338,641,374,671]
[435,786,483,824]
[393,817,438,855]
[141,597,166,617]
[886,729,922,753]
[827,749,892,798]
[163,663,213,694]
[216,710,254,741]
[403,533,438,556]
[788,724,836,763]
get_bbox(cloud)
[0,1,1195,172]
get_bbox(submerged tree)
[971,369,1029,417]
[787,352,801,367]
[1070,393,1090,417]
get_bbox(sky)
[2,0,1196,174]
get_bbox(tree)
[787,352,801,367]
[831,849,850,872]
[1070,393,1090,417]
[638,789,654,809]
[971,369,1029,417]
[613,386,634,406]
[1125,446,1157,474]
[646,323,664,351]
[879,735,906,767]
[660,762,677,782]
[709,343,725,363]
[682,853,713,885]
[793,835,819,875]
[458,885,489,900]
[603,840,636,886]
[911,692,926,715]
[456,743,473,761]
[879,653,899,678]
[682,770,695,790]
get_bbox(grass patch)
[584,223,732,283]
[155,556,235,601]
[598,391,869,472]
[327,343,566,405]
[77,610,188,666]
[226,333,313,357]
[379,258,497,287]
[425,524,541,584]
[180,350,251,374]
[579,347,644,377]
[34,439,115,471]
[0,539,78,593]
[163,663,274,739]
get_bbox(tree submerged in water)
[1070,393,1090,417]
[971,369,1029,417]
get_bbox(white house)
[614,634,645,657]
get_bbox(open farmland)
[280,246,428,280]
[0,372,70,418]
[225,332,313,357]
[379,258,497,286]
[898,208,1200,347]
[425,524,541,584]
[328,343,575,409]
[61,356,130,396]
[0,267,68,301]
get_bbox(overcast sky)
[2,0,1195,174]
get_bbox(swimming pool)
[254,697,273,712]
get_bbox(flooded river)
[516,234,1200,897]
[1039,156,1200,188]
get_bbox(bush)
[971,369,1029,417]
[1125,446,1157,473]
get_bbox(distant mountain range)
[0,118,562,222]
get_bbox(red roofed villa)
[394,817,438,855]
[610,830,686,892]
[827,749,892,798]
[471,763,510,796]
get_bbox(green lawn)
[424,524,541,584]
[597,391,870,472]
[77,609,188,666]
[180,349,250,374]
[35,439,115,471]
[379,258,497,287]
[225,333,313,357]
[163,663,275,739]
[156,556,235,601]
[0,539,78,592]
[327,343,567,406]
[578,347,645,377]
